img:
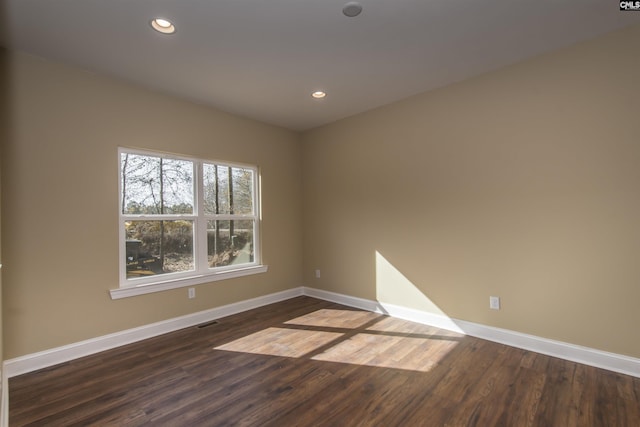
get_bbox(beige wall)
[3,24,640,362]
[0,48,3,427]
[1,49,7,427]
[1,51,302,358]
[302,24,640,358]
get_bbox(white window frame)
[111,147,267,299]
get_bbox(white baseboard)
[301,286,640,378]
[302,287,386,313]
[4,287,303,378]
[5,285,640,379]
[0,363,7,427]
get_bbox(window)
[114,148,266,298]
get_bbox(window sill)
[109,265,269,300]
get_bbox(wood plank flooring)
[9,296,640,426]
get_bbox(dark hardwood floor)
[9,296,640,426]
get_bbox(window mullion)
[206,214,257,221]
[122,215,196,221]
[195,160,208,274]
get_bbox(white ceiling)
[2,1,639,131]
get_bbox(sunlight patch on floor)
[214,307,461,372]
[214,327,343,357]
[312,333,456,372]
[365,316,439,335]
[284,308,381,329]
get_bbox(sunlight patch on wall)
[375,251,446,315]
[375,251,465,333]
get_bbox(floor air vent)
[197,320,220,329]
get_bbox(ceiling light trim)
[150,18,176,35]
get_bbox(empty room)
[1,1,640,425]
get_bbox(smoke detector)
[343,2,363,17]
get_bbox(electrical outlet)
[315,269,321,279]
[489,296,500,310]
[188,288,196,299]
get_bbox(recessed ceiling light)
[343,2,363,17]
[150,18,176,34]
[311,91,327,99]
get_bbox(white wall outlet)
[489,296,500,310]
[188,288,196,299]
[315,269,321,279]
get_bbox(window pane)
[203,164,253,215]
[125,220,194,279]
[207,219,255,267]
[232,167,254,215]
[203,164,221,215]
[121,153,194,214]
